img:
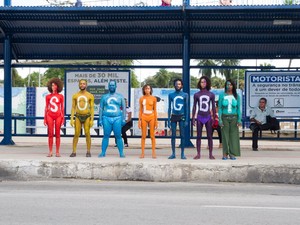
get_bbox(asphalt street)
[0,180,299,225]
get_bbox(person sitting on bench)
[250,97,274,151]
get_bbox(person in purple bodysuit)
[192,76,216,159]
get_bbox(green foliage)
[43,68,65,86]
[153,69,171,88]
[259,62,273,71]
[230,69,245,90]
[142,69,199,88]
[283,0,297,5]
[211,76,225,89]
[12,68,25,87]
[190,76,199,88]
[216,59,241,80]
[37,60,135,86]
[130,71,140,88]
[196,59,217,78]
[23,71,43,87]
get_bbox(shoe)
[114,145,117,147]
[86,152,91,157]
[70,152,76,157]
[124,144,129,147]
[222,157,228,160]
[252,148,258,151]
[229,155,236,160]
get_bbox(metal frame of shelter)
[1,1,300,145]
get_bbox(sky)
[1,0,299,83]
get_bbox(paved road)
[0,180,299,225]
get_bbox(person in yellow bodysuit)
[138,84,158,158]
[69,79,94,157]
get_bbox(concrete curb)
[1,160,299,184]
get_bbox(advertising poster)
[65,70,130,116]
[0,88,26,134]
[245,71,300,117]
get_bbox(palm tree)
[196,59,217,79]
[153,69,171,88]
[216,59,240,80]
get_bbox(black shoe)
[252,148,258,151]
[124,144,129,147]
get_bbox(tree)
[230,69,245,90]
[190,76,199,88]
[211,76,225,89]
[216,59,241,80]
[24,71,43,87]
[260,63,273,71]
[130,71,140,88]
[40,59,135,86]
[12,68,25,87]
[43,68,65,86]
[196,59,217,79]
[142,76,157,87]
[153,69,171,88]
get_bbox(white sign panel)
[245,71,300,117]
[65,70,130,115]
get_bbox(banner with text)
[65,70,130,115]
[245,71,300,117]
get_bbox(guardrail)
[1,116,299,140]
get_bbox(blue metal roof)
[1,5,300,60]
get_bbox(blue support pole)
[183,0,190,6]
[4,0,11,6]
[1,35,15,145]
[182,31,194,148]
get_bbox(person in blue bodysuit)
[167,79,188,159]
[192,76,216,160]
[98,80,126,158]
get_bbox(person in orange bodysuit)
[138,84,158,158]
[69,79,95,157]
[44,78,64,157]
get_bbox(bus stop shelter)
[1,4,300,144]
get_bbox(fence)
[1,115,299,141]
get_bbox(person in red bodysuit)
[44,78,64,157]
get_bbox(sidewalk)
[0,137,299,184]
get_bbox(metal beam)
[0,35,15,145]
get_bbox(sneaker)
[252,148,258,151]
[124,144,129,147]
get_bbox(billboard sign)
[65,70,130,115]
[245,71,300,117]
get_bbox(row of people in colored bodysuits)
[44,76,241,160]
